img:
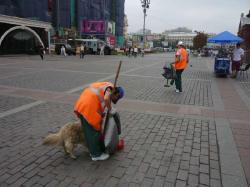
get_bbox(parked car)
[55,43,76,55]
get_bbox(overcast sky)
[125,0,250,34]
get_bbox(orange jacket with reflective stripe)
[74,82,114,131]
[175,48,188,70]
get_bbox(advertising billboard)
[107,21,116,35]
[81,20,105,33]
[106,35,116,48]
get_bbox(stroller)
[162,63,176,87]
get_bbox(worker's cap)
[177,41,184,46]
[116,87,124,99]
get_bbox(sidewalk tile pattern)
[0,94,35,113]
[0,101,222,186]
[113,75,213,107]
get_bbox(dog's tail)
[43,132,62,146]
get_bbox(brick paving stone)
[190,157,199,166]
[138,163,149,173]
[164,181,175,187]
[22,163,38,174]
[172,155,181,163]
[154,151,164,160]
[199,173,209,186]
[153,176,165,187]
[199,164,209,174]
[188,174,199,186]
[168,163,180,172]
[131,157,143,166]
[193,143,200,150]
[177,170,188,181]
[192,149,200,157]
[157,165,168,176]
[119,174,133,184]
[143,154,154,163]
[11,177,28,186]
[181,153,191,161]
[174,147,183,155]
[145,167,158,179]
[210,145,218,153]
[200,148,209,156]
[128,183,140,187]
[112,167,126,178]
[210,169,220,180]
[23,176,41,187]
[166,171,177,183]
[132,172,145,183]
[126,165,138,175]
[180,160,189,170]
[151,159,161,169]
[8,164,26,175]
[189,165,199,175]
[184,146,192,153]
[5,172,23,185]
[210,160,220,170]
[45,180,60,187]
[81,182,92,187]
[37,166,54,177]
[210,152,219,161]
[38,174,55,186]
[176,180,187,187]
[24,168,41,179]
[210,179,222,187]
[141,178,154,187]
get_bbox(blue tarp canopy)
[208,31,243,44]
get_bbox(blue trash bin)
[214,58,230,75]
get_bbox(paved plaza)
[0,53,250,187]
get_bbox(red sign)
[107,35,116,48]
[81,20,105,33]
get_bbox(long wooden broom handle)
[103,61,123,134]
[114,60,122,88]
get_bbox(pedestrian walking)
[61,45,67,56]
[231,43,244,78]
[39,46,45,60]
[74,82,124,161]
[173,41,189,93]
[80,44,85,59]
[100,45,105,55]
[133,46,138,57]
[128,47,132,57]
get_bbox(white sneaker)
[175,89,180,93]
[91,153,109,161]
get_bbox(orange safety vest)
[74,82,114,131]
[175,48,188,70]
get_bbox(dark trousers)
[175,69,184,92]
[80,51,85,59]
[79,115,105,157]
[39,54,44,60]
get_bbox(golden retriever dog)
[43,121,86,159]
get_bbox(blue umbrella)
[208,31,243,44]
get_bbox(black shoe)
[170,79,174,85]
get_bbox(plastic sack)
[162,63,176,79]
[104,112,121,154]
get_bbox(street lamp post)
[140,0,150,50]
